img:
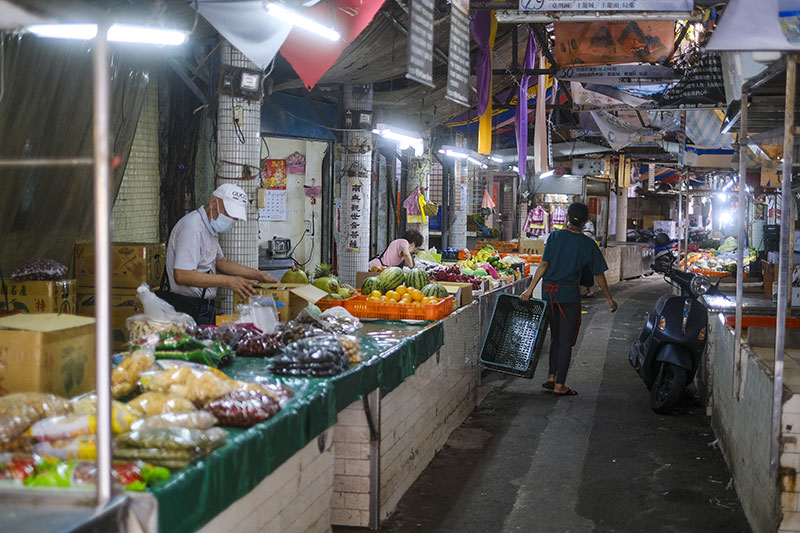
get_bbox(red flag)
[280,0,386,90]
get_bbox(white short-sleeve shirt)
[166,207,224,299]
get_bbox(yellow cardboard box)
[75,242,165,289]
[438,282,474,307]
[0,313,95,397]
[233,283,326,322]
[76,287,142,350]
[1,280,77,315]
[519,238,545,255]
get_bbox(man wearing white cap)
[161,183,277,324]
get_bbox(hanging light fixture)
[372,124,424,156]
[263,2,340,41]
[27,23,187,45]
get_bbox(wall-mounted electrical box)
[571,158,606,176]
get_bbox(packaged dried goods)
[127,316,189,341]
[70,394,131,416]
[336,335,363,364]
[126,284,196,342]
[0,454,40,484]
[26,406,137,442]
[34,436,97,460]
[112,448,201,470]
[131,411,218,432]
[127,392,195,417]
[275,321,326,345]
[270,335,350,378]
[154,359,231,381]
[22,459,169,490]
[141,367,236,406]
[111,349,156,398]
[10,258,68,281]
[114,428,227,467]
[191,323,262,350]
[0,393,72,420]
[203,390,281,428]
[132,332,233,367]
[235,333,283,357]
[0,414,36,445]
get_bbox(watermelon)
[421,283,448,298]
[405,268,430,290]
[378,267,405,291]
[361,276,384,295]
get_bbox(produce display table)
[149,320,444,533]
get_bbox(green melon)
[378,267,405,291]
[405,268,430,290]
[421,283,448,298]
[361,276,384,295]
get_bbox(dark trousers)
[548,302,582,384]
[156,290,216,326]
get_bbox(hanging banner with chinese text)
[554,21,674,67]
[446,0,471,106]
[407,0,435,87]
[346,179,364,253]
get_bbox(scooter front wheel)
[650,362,688,414]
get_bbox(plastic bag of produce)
[71,394,132,416]
[235,333,284,358]
[320,307,362,334]
[10,258,67,281]
[203,390,281,428]
[718,237,738,254]
[0,454,40,484]
[22,459,169,490]
[131,411,218,431]
[127,284,196,341]
[141,367,237,406]
[34,436,97,460]
[336,335,363,364]
[27,406,137,442]
[132,332,233,367]
[115,427,226,453]
[270,335,350,378]
[111,349,156,398]
[191,323,261,350]
[0,393,72,444]
[127,392,196,417]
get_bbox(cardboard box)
[75,242,165,289]
[438,282,474,307]
[1,280,77,315]
[519,238,545,255]
[76,287,142,350]
[772,282,800,307]
[0,313,95,397]
[233,283,326,322]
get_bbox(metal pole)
[92,25,113,506]
[772,56,796,478]
[0,157,94,167]
[734,91,748,400]
[683,175,690,272]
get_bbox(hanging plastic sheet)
[0,34,149,278]
[515,29,536,182]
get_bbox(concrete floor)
[367,277,751,533]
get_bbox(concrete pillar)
[216,42,261,313]
[448,161,468,250]
[616,188,628,243]
[337,84,373,287]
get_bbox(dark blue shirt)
[541,230,608,303]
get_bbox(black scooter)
[629,235,725,414]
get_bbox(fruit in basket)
[396,285,408,295]
[410,289,424,302]
[385,290,399,301]
[362,277,384,295]
[281,267,308,284]
[405,268,430,290]
[421,283,448,298]
[378,267,405,291]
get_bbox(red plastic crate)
[344,295,454,320]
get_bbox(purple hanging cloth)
[515,29,537,182]
[470,12,493,116]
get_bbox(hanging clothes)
[551,205,568,230]
[525,205,550,236]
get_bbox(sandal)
[541,381,555,390]
[553,388,578,396]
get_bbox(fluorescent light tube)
[539,170,555,179]
[489,155,504,163]
[28,24,98,40]
[445,149,469,159]
[265,2,340,41]
[107,24,187,45]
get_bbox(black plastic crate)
[478,294,549,379]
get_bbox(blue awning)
[261,93,336,141]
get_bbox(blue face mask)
[210,213,235,234]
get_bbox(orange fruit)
[387,297,397,303]
[400,297,412,304]
[412,291,425,302]
[385,290,399,300]
[367,296,380,302]
[421,297,433,305]
[370,290,382,299]
[396,285,408,295]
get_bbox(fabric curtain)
[515,29,536,182]
[0,34,149,276]
[533,51,549,174]
[471,11,497,154]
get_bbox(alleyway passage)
[377,277,751,533]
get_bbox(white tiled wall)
[199,429,334,533]
[111,77,160,242]
[331,401,374,527]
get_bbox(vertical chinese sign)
[347,179,363,253]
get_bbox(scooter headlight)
[690,276,712,297]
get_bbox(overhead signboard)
[659,55,726,107]
[520,0,692,11]
[554,21,675,67]
[556,64,676,85]
[406,0,435,88]
[445,0,471,106]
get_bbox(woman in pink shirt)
[368,229,424,269]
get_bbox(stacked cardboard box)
[74,242,165,350]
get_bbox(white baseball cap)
[212,183,248,221]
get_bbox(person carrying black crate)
[521,203,618,397]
